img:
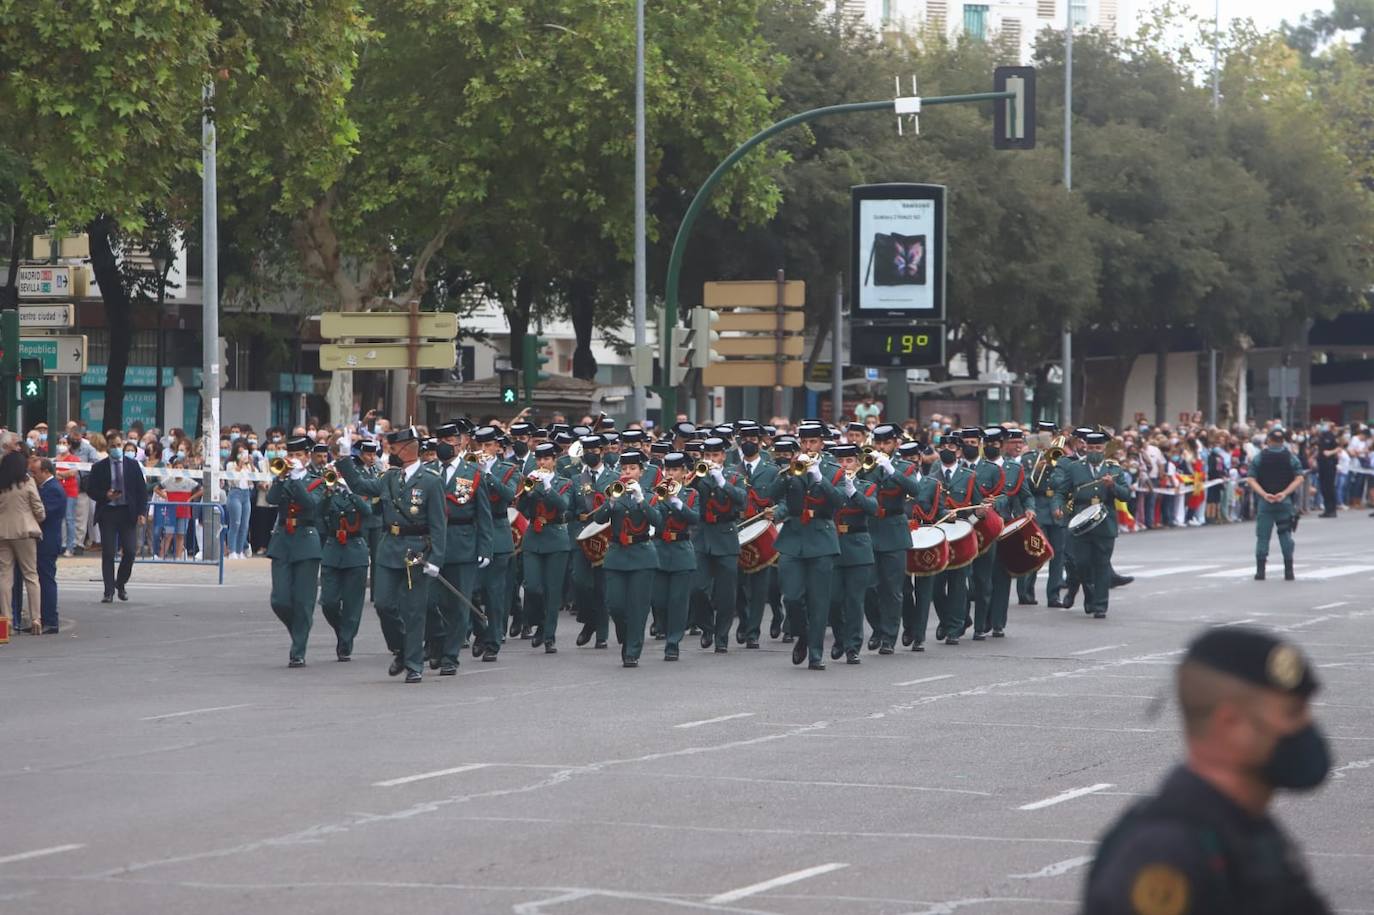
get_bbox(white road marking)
[1129,564,1219,578]
[1305,565,1374,580]
[1018,783,1114,811]
[1332,758,1374,780]
[1211,618,1257,627]
[1315,601,1350,610]
[1068,644,1127,656]
[1009,855,1095,879]
[674,712,755,729]
[372,763,489,788]
[1201,567,1262,578]
[650,772,992,796]
[140,703,252,722]
[894,674,955,687]
[0,844,84,866]
[706,862,849,904]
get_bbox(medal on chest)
[409,487,422,515]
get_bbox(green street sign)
[18,335,87,374]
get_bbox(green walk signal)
[521,336,551,405]
[502,386,517,404]
[19,357,45,408]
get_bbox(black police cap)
[619,450,646,466]
[286,435,314,452]
[1184,627,1319,697]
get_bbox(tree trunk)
[1219,334,1251,429]
[567,277,597,380]
[2,199,29,307]
[507,275,534,371]
[89,216,133,433]
[1153,335,1169,425]
[1029,364,1050,423]
[1082,354,1132,430]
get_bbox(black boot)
[1284,558,1295,581]
[1255,559,1265,581]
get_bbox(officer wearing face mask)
[1083,627,1332,914]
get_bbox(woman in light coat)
[0,451,46,634]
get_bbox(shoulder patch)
[1129,863,1190,915]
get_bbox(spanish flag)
[1116,499,1136,533]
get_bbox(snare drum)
[973,509,1005,556]
[939,519,978,570]
[576,520,611,566]
[738,517,780,574]
[996,515,1054,576]
[907,525,949,577]
[1068,503,1109,538]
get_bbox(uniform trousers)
[364,527,381,600]
[695,553,739,648]
[607,568,654,662]
[473,553,512,654]
[1021,523,1066,602]
[869,549,907,645]
[1255,506,1295,561]
[932,565,970,637]
[437,560,480,664]
[982,563,1015,634]
[571,550,609,641]
[831,562,874,653]
[374,564,430,673]
[270,557,320,660]
[1074,536,1115,614]
[780,554,834,665]
[320,565,367,655]
[653,569,693,650]
[523,551,569,642]
[967,550,995,631]
[902,573,936,644]
[739,564,776,642]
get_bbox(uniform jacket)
[1022,449,1064,528]
[266,472,326,562]
[1051,458,1131,539]
[834,477,879,567]
[990,458,1031,521]
[692,468,748,556]
[654,486,699,572]
[436,458,493,565]
[515,473,573,553]
[320,488,372,569]
[336,459,448,568]
[483,458,520,555]
[871,458,924,553]
[356,460,385,530]
[591,490,661,571]
[768,465,844,558]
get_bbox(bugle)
[653,480,681,499]
[321,467,340,488]
[693,461,711,478]
[789,455,813,476]
[607,477,633,499]
[522,474,541,493]
[269,457,289,476]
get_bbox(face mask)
[39,432,47,441]
[939,449,958,465]
[741,441,760,458]
[983,445,1000,460]
[229,433,240,441]
[176,450,187,459]
[125,450,136,458]
[57,445,69,455]
[1085,451,1105,465]
[219,449,230,458]
[960,444,980,461]
[434,442,455,462]
[583,452,602,468]
[511,441,530,459]
[1260,722,1331,790]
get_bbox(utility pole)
[1061,6,1073,428]
[1208,0,1220,425]
[201,83,221,561]
[631,0,648,421]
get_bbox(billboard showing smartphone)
[851,183,946,319]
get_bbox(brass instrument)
[269,457,288,476]
[693,461,711,478]
[522,474,541,493]
[789,455,814,476]
[462,451,481,464]
[321,467,340,488]
[1028,435,1065,489]
[607,477,634,499]
[860,453,878,472]
[654,480,682,499]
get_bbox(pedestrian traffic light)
[521,335,550,404]
[497,367,519,405]
[689,307,722,370]
[19,358,45,408]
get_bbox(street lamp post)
[152,245,170,432]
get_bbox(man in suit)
[11,457,67,633]
[87,441,148,602]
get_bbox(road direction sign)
[20,335,88,374]
[18,304,75,328]
[319,342,455,371]
[16,266,74,298]
[319,312,458,340]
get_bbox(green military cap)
[1184,627,1320,697]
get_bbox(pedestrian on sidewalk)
[0,451,46,634]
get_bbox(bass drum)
[996,515,1054,576]
[907,524,949,577]
[738,517,779,574]
[576,520,611,567]
[508,507,528,554]
[973,509,1005,557]
[939,519,979,570]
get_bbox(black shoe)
[520,626,534,639]
[336,650,351,662]
[388,656,405,677]
[715,645,728,654]
[1320,511,1338,518]
[594,639,608,649]
[934,624,946,641]
[769,619,783,640]
[808,661,826,671]
[912,641,925,652]
[509,617,522,637]
[792,639,807,666]
[472,640,484,658]
[665,646,679,661]
[405,670,422,683]
[1047,598,1066,608]
[1110,575,1134,588]
[42,627,59,634]
[1284,559,1295,581]
[746,640,760,649]
[654,632,666,640]
[1064,587,1078,608]
[992,629,1005,638]
[428,657,441,670]
[830,643,844,661]
[700,631,713,650]
[781,633,794,643]
[944,637,959,646]
[1092,611,1107,619]
[867,635,880,651]
[1256,560,1266,581]
[1017,597,1037,606]
[901,630,914,647]
[623,659,638,668]
[688,625,701,635]
[735,629,745,645]
[101,593,114,603]
[117,587,128,601]
[531,629,545,648]
[649,624,660,638]
[972,632,987,642]
[878,643,895,655]
[288,657,305,668]
[846,649,861,665]
[575,625,594,647]
[482,649,498,662]
[439,664,457,676]
[545,642,557,654]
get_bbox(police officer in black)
[1083,626,1332,914]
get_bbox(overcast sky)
[1151,0,1333,31]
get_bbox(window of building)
[1037,0,1055,17]
[964,4,989,40]
[927,0,948,32]
[1069,0,1088,26]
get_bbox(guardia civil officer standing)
[1083,627,1332,914]
[1249,427,1303,582]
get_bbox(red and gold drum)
[508,507,528,554]
[996,515,1055,576]
[738,516,780,574]
[939,519,979,570]
[576,520,611,567]
[907,524,949,577]
[972,509,1005,556]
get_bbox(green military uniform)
[473,454,519,656]
[336,455,448,675]
[931,459,977,642]
[691,461,748,651]
[1252,443,1302,578]
[737,456,781,645]
[901,468,944,649]
[592,480,662,665]
[433,456,493,668]
[266,464,326,664]
[980,458,1031,637]
[357,457,385,601]
[1052,452,1130,617]
[319,485,372,660]
[515,465,573,650]
[966,454,1007,635]
[1019,445,1067,605]
[768,460,845,667]
[865,449,923,652]
[569,461,618,646]
[652,481,700,658]
[829,470,879,661]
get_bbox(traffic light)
[689,307,722,370]
[19,358,45,409]
[497,367,519,405]
[521,335,550,404]
[993,66,1036,150]
[668,326,690,386]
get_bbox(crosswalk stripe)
[1201,567,1260,579]
[1130,564,1220,579]
[1302,565,1374,580]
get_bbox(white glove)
[807,463,822,482]
[542,475,553,492]
[710,468,726,485]
[482,455,497,470]
[477,556,491,569]
[334,478,350,492]
[289,468,307,481]
[876,454,894,473]
[423,562,440,578]
[289,457,305,472]
[843,477,856,497]
[669,497,683,510]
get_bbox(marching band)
[261,416,1129,678]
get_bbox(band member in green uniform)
[978,430,1032,640]
[828,444,879,665]
[591,451,662,667]
[602,430,622,470]
[692,436,749,653]
[652,453,701,660]
[736,429,780,648]
[1019,422,1066,606]
[334,427,447,683]
[1248,427,1303,581]
[965,427,1005,636]
[266,435,325,667]
[768,425,845,670]
[318,471,371,661]
[931,434,983,645]
[505,422,536,638]
[471,426,519,659]
[570,435,617,649]
[901,441,944,650]
[516,442,572,653]
[862,425,921,653]
[433,438,493,674]
[1051,430,1131,619]
[356,441,385,601]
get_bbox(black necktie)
[744,462,753,482]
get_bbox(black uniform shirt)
[1084,766,1331,915]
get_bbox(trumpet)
[321,467,340,488]
[860,453,878,472]
[269,457,288,476]
[462,451,481,464]
[654,480,682,499]
[522,474,541,493]
[693,461,711,478]
[789,455,814,476]
[607,478,631,499]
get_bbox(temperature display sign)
[850,324,945,368]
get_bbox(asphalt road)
[3,512,1373,914]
